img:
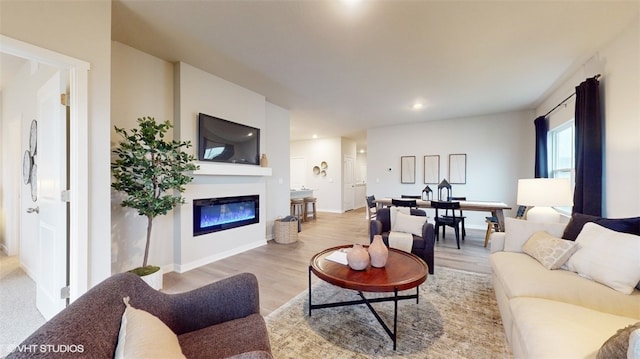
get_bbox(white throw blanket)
[388,231,413,253]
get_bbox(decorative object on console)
[111,116,199,289]
[517,178,573,223]
[346,244,369,270]
[368,235,388,267]
[421,185,433,200]
[437,179,451,200]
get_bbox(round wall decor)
[30,164,38,202]
[22,150,33,184]
[29,119,38,155]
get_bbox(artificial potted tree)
[111,116,198,289]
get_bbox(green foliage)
[111,116,199,267]
[128,265,161,276]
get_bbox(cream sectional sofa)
[489,215,640,358]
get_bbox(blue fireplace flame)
[200,201,256,227]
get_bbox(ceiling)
[5,1,638,152]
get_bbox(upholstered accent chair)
[369,207,435,274]
[8,273,272,359]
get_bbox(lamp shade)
[517,178,573,207]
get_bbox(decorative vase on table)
[368,235,389,268]
[346,244,369,270]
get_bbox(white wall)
[1,0,112,287]
[111,46,291,274]
[291,137,344,213]
[174,62,278,272]
[110,42,175,273]
[265,102,291,238]
[535,17,640,218]
[367,110,534,228]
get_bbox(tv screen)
[197,113,260,165]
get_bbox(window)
[549,120,575,213]
[549,120,575,181]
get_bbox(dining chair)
[366,195,377,221]
[484,205,528,247]
[447,196,467,238]
[391,198,417,209]
[432,200,463,249]
[401,195,421,199]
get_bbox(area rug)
[265,267,512,358]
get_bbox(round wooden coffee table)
[308,244,428,350]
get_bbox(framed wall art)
[401,156,416,184]
[423,155,439,184]
[449,153,467,184]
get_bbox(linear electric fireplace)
[193,195,259,236]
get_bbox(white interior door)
[343,155,355,211]
[36,71,68,320]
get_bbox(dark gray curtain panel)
[534,116,549,178]
[573,77,602,216]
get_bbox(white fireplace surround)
[173,61,271,273]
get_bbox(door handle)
[27,207,39,214]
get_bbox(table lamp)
[517,178,573,223]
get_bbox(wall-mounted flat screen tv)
[197,113,260,165]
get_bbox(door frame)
[1,35,90,301]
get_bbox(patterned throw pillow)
[522,231,577,270]
[597,322,640,359]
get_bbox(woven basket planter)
[274,219,298,244]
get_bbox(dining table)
[374,197,512,231]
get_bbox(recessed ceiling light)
[412,103,424,110]
[312,134,318,139]
[343,0,362,7]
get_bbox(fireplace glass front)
[193,195,259,236]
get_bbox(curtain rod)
[543,74,601,118]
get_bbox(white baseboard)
[172,239,268,273]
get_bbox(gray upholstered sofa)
[370,207,436,274]
[7,272,272,358]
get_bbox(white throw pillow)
[115,296,186,359]
[389,206,410,229]
[391,211,426,237]
[522,231,578,270]
[566,222,640,294]
[503,217,567,253]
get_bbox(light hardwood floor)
[163,207,493,316]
